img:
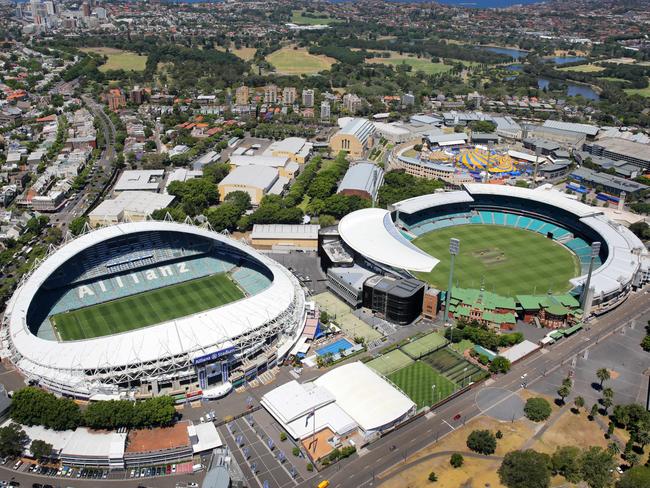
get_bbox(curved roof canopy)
[338,208,438,273]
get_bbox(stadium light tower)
[443,238,460,328]
[580,241,601,311]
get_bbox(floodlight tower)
[443,238,460,329]
[580,241,601,311]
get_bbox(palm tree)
[607,442,620,455]
[596,368,610,388]
[574,396,585,412]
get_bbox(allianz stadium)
[337,184,648,315]
[2,221,306,399]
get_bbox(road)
[51,95,117,230]
[299,287,650,488]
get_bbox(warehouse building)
[337,162,384,201]
[542,120,599,139]
[262,137,313,164]
[113,170,164,195]
[218,165,286,205]
[229,154,300,179]
[89,191,175,226]
[570,167,648,196]
[250,224,320,251]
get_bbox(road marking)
[442,420,455,431]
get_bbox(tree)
[466,430,497,455]
[597,368,611,388]
[574,396,585,413]
[524,398,552,422]
[590,403,600,419]
[10,387,81,431]
[428,471,438,482]
[616,465,650,488]
[551,446,582,483]
[641,335,650,352]
[557,377,572,404]
[30,439,53,460]
[489,356,511,374]
[450,453,464,468]
[580,446,615,488]
[69,216,88,236]
[602,387,614,414]
[498,449,551,488]
[0,423,28,458]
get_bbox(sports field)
[51,273,244,341]
[367,53,453,75]
[401,332,448,359]
[80,47,147,72]
[366,349,413,376]
[388,361,457,409]
[266,46,335,75]
[412,225,580,296]
[291,10,340,25]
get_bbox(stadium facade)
[335,184,648,317]
[2,221,307,399]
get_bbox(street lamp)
[443,238,460,329]
[580,241,601,313]
[431,384,437,405]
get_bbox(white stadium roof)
[5,222,305,390]
[338,208,438,273]
[391,191,475,215]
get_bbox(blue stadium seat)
[505,214,518,227]
[493,212,506,225]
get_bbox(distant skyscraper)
[320,101,330,121]
[302,89,314,107]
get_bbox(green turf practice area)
[412,225,580,296]
[401,332,448,359]
[388,361,457,409]
[366,349,413,376]
[51,273,244,341]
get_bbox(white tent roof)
[314,362,415,432]
[500,340,540,363]
[338,208,438,272]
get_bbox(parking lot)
[530,317,649,407]
[220,408,311,488]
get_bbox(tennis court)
[401,332,448,359]
[366,349,414,376]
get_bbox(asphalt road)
[300,287,650,488]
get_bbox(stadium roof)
[338,208,439,272]
[571,214,646,295]
[391,191,475,214]
[542,120,599,137]
[464,183,598,218]
[314,362,415,433]
[6,221,304,377]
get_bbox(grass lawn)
[625,80,650,97]
[51,273,244,341]
[558,64,604,73]
[80,47,147,72]
[367,53,453,75]
[412,225,580,296]
[291,10,339,25]
[267,46,335,75]
[449,339,474,355]
[231,46,257,61]
[388,361,457,409]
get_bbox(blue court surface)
[317,338,354,356]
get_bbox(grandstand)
[4,221,307,399]
[338,184,647,314]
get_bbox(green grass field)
[367,54,453,75]
[266,46,335,75]
[291,10,340,25]
[558,64,604,73]
[401,332,448,359]
[388,361,457,409]
[80,47,147,72]
[625,79,650,97]
[51,273,244,341]
[366,349,414,376]
[412,225,580,296]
